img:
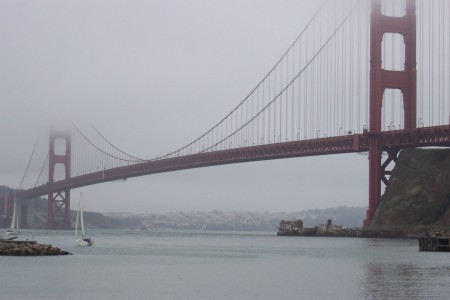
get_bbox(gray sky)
[0,0,368,213]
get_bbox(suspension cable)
[153,0,330,160]
[91,125,146,162]
[73,124,142,163]
[199,0,362,153]
[18,138,38,190]
[34,153,49,187]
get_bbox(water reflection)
[363,262,450,299]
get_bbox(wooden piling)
[418,236,450,252]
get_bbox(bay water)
[1,229,449,299]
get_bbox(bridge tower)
[365,0,416,226]
[48,129,71,226]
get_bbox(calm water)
[1,229,449,299]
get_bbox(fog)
[0,0,368,213]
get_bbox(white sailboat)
[75,193,94,246]
[5,194,18,236]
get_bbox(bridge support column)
[48,129,71,227]
[1,193,15,224]
[365,0,416,227]
[380,148,400,186]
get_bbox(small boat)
[5,194,19,236]
[75,193,94,246]
[5,229,17,236]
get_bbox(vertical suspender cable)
[440,0,444,124]
[262,71,265,143]
[285,52,288,141]
[357,2,361,132]
[291,46,295,141]
[256,87,259,144]
[341,11,345,133]
[266,71,269,142]
[366,0,369,127]
[273,70,276,143]
[429,2,433,125]
[439,0,442,124]
[384,2,387,130]
[318,20,321,136]
[312,23,315,138]
[280,57,283,141]
[419,0,423,125]
[318,15,322,137]
[335,6,339,134]
[349,11,353,133]
[304,34,308,138]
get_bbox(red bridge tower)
[48,129,71,226]
[365,0,417,226]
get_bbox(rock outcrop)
[371,148,450,228]
[0,240,71,256]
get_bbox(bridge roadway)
[17,125,450,200]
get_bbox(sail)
[10,194,16,230]
[80,204,85,237]
[75,192,93,246]
[75,204,80,238]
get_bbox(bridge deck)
[14,125,450,200]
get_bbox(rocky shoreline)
[0,240,71,256]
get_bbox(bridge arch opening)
[382,88,404,131]
[54,138,67,156]
[53,164,67,182]
[381,0,406,18]
[382,33,405,71]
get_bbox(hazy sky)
[0,0,369,213]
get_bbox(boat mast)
[80,201,85,237]
[75,202,79,238]
[3,192,6,217]
[10,192,16,230]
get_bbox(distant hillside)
[32,197,141,229]
[2,185,366,230]
[0,185,17,227]
[30,199,369,231]
[105,206,366,231]
[371,148,450,229]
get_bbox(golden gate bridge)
[1,0,450,227]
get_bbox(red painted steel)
[47,129,71,226]
[9,0,450,227]
[16,126,450,203]
[366,0,417,227]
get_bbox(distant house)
[277,219,303,235]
